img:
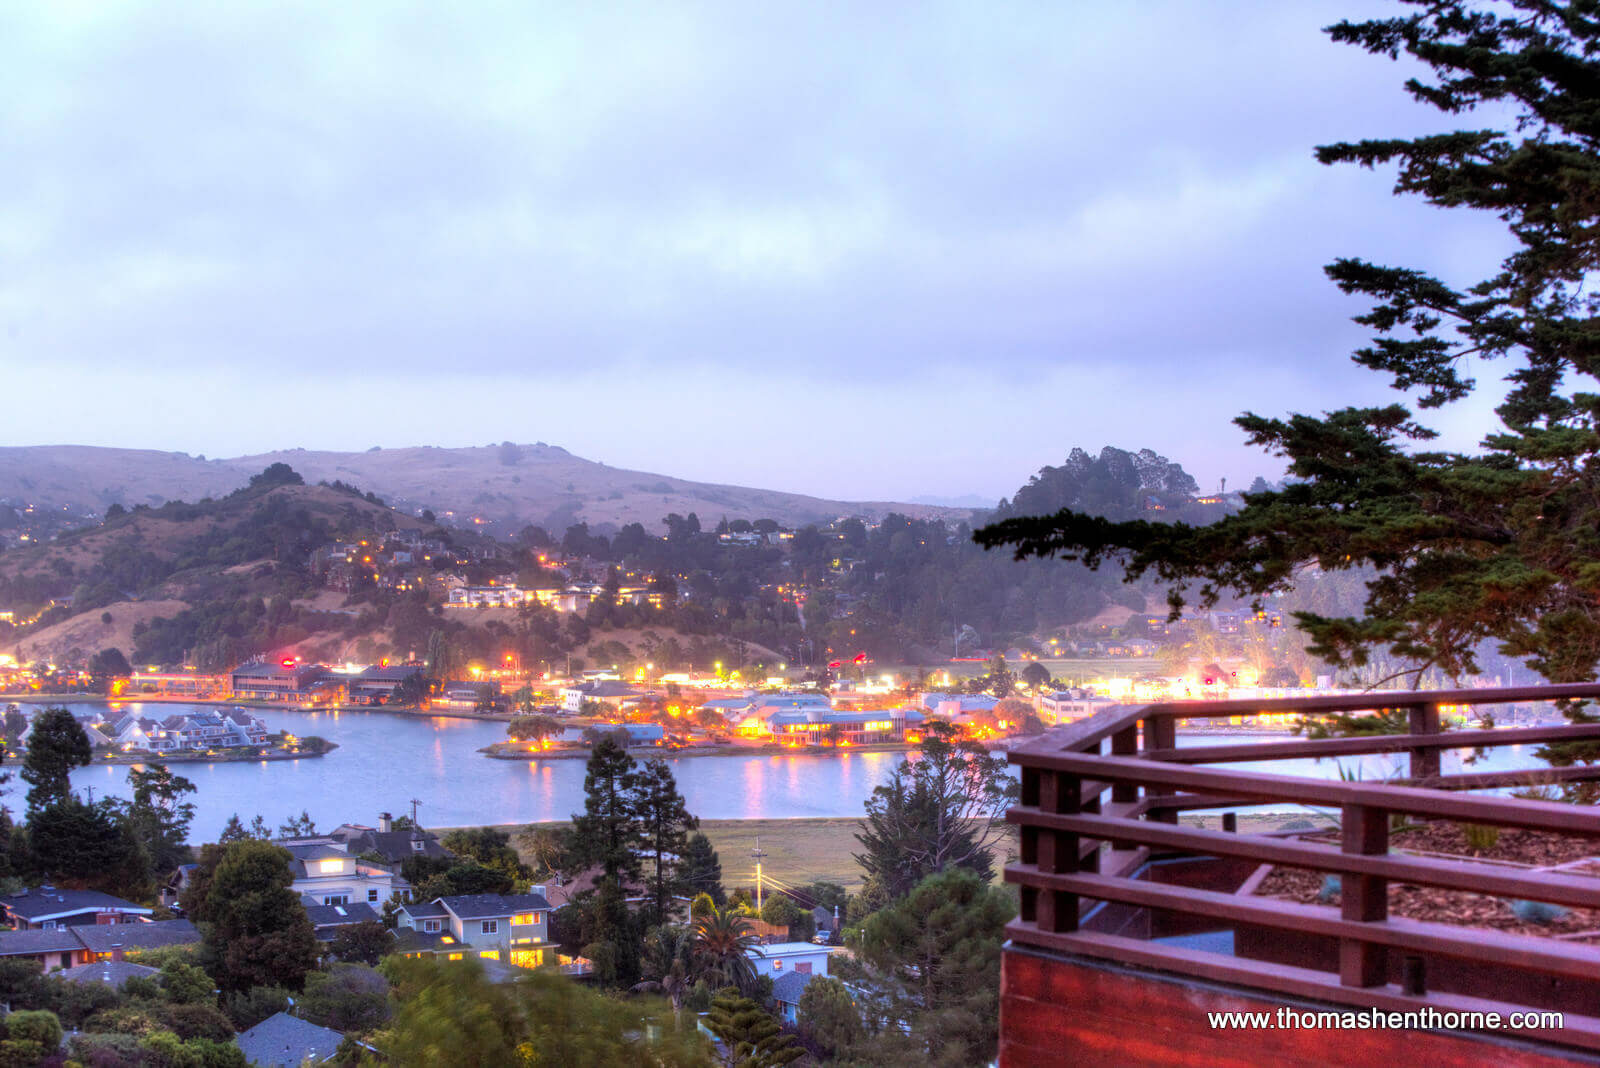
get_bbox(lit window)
[317,859,344,874]
[772,959,783,971]
[511,913,540,926]
[479,950,500,960]
[447,952,463,960]
[510,948,545,969]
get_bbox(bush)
[0,1039,43,1068]
[4,1010,61,1051]
[222,985,289,1030]
[156,1002,235,1042]
[39,974,122,1028]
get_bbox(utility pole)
[409,798,422,826]
[752,837,768,913]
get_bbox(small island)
[3,703,337,765]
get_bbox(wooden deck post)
[1340,803,1389,987]
[1408,703,1442,782]
[1144,715,1178,823]
[1035,770,1082,933]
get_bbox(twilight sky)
[0,1,1515,502]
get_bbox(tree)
[88,648,132,678]
[194,840,320,992]
[1020,661,1052,691]
[566,739,643,886]
[681,832,725,905]
[692,906,761,995]
[854,722,1018,898]
[21,708,91,814]
[158,959,217,1005]
[3,706,25,750]
[705,988,802,1068]
[977,3,1600,711]
[797,975,865,1060]
[849,868,1014,1066]
[27,798,150,897]
[120,764,197,875]
[278,811,317,838]
[634,759,696,922]
[633,925,696,1025]
[328,921,395,966]
[758,894,799,934]
[298,964,392,1032]
[507,714,563,744]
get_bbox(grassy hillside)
[0,443,970,534]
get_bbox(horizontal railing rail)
[1005,683,1600,1053]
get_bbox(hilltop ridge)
[0,444,970,533]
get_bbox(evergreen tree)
[120,764,197,875]
[277,810,317,838]
[21,708,90,815]
[848,868,1014,1067]
[797,975,865,1060]
[27,799,150,897]
[566,739,643,885]
[705,988,802,1068]
[976,2,1600,724]
[635,759,696,922]
[195,840,320,992]
[854,722,1017,898]
[681,832,725,905]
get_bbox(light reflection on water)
[27,701,1558,839]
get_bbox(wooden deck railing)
[1005,684,1600,1053]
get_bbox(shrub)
[4,1009,61,1051]
[222,986,288,1030]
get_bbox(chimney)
[378,812,392,833]
[110,944,124,962]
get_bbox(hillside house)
[395,892,553,968]
[278,842,408,906]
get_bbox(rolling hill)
[0,444,969,533]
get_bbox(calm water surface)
[19,702,1555,840]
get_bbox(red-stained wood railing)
[1005,684,1600,1053]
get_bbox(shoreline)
[88,744,337,765]
[0,692,513,723]
[479,740,918,761]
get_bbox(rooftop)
[57,959,160,988]
[234,1012,345,1067]
[0,888,151,922]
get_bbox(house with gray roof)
[395,892,553,968]
[72,919,199,958]
[234,1012,345,1066]
[57,959,160,989]
[300,899,382,942]
[1,888,152,930]
[771,969,819,1025]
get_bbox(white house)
[279,843,408,907]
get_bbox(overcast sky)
[1,1,1515,502]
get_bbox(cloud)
[0,1,1522,496]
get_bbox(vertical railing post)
[1035,770,1082,933]
[1408,703,1442,781]
[1340,803,1389,987]
[1111,725,1138,804]
[1144,713,1177,823]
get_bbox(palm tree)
[632,926,696,1024]
[693,904,763,994]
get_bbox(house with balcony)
[394,891,553,969]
